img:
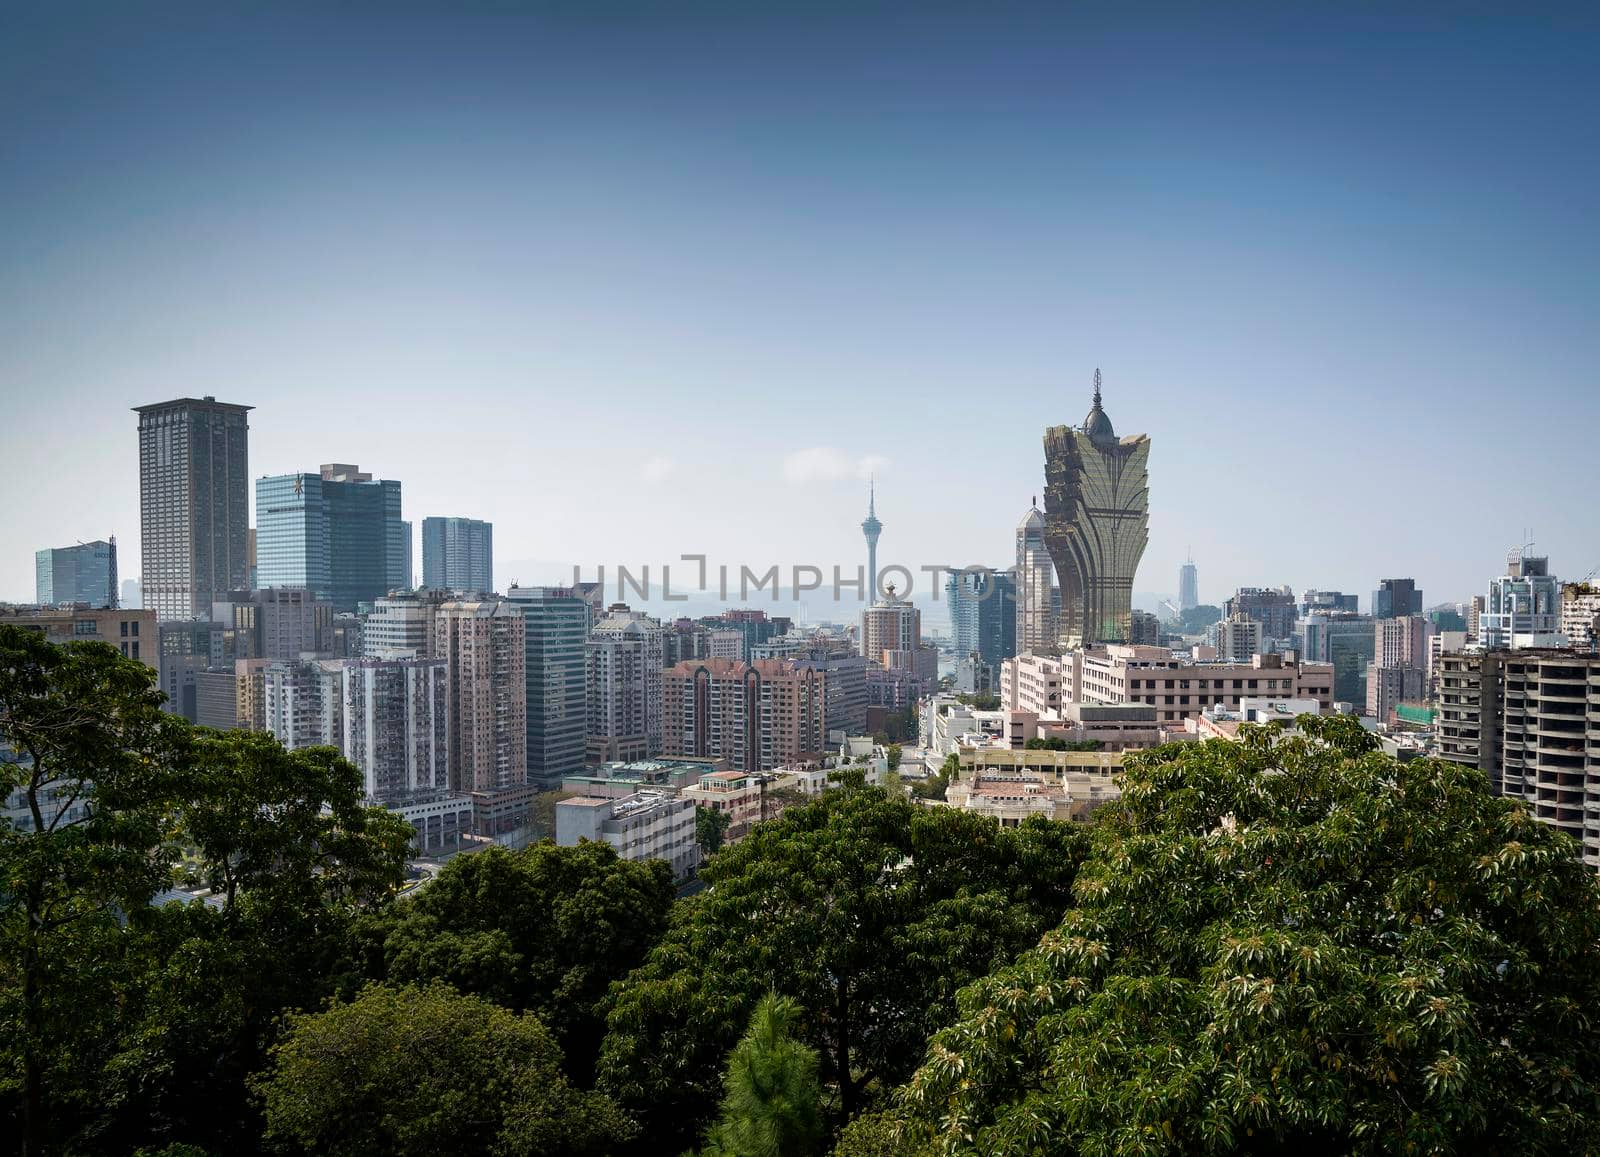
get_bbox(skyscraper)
[422,516,494,593]
[506,585,591,789]
[1178,552,1198,612]
[1042,371,1150,648]
[255,464,405,612]
[35,538,118,607]
[946,568,1016,676]
[1372,578,1422,619]
[135,397,251,621]
[1014,504,1060,655]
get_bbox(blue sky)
[2,2,1596,616]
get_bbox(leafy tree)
[530,789,575,842]
[598,785,1089,1151]
[696,805,731,858]
[1175,603,1222,633]
[1023,737,1103,751]
[953,693,1000,711]
[0,630,412,1155]
[885,744,902,771]
[350,840,674,1084]
[896,716,1600,1154]
[0,627,188,1156]
[701,994,825,1157]
[254,982,632,1157]
[910,754,958,802]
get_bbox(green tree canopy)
[701,994,826,1157]
[254,983,632,1157]
[598,785,1089,1152]
[895,716,1600,1155]
[1176,603,1223,633]
[0,628,411,1154]
[697,804,732,858]
[349,840,674,1083]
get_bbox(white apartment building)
[556,790,700,879]
[262,659,345,750]
[343,653,449,802]
[1000,652,1067,719]
[1213,615,1263,662]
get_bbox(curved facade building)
[1042,371,1150,648]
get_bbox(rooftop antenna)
[1093,367,1102,408]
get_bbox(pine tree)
[701,994,826,1157]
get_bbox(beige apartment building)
[435,599,527,792]
[0,605,158,669]
[1072,646,1333,724]
[662,657,827,772]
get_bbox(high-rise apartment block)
[135,397,251,621]
[35,539,118,608]
[1561,584,1600,652]
[1213,614,1263,662]
[861,590,921,666]
[662,657,828,771]
[1366,614,1429,721]
[363,589,453,658]
[586,606,666,764]
[1371,578,1422,620]
[434,599,527,792]
[1015,505,1060,655]
[421,516,493,593]
[343,655,449,802]
[262,659,346,751]
[255,464,405,612]
[211,586,335,661]
[1042,372,1150,647]
[506,585,591,788]
[1302,590,1360,614]
[1224,586,1298,641]
[1438,649,1600,869]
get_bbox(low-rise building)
[556,790,700,878]
[1073,646,1332,724]
[947,752,1126,825]
[0,604,158,668]
[560,758,721,799]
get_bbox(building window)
[132,642,140,660]
[121,621,129,637]
[74,620,97,635]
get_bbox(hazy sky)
[3,1,1596,619]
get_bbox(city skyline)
[4,3,1597,609]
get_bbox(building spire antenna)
[1093,367,1102,408]
[869,473,876,517]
